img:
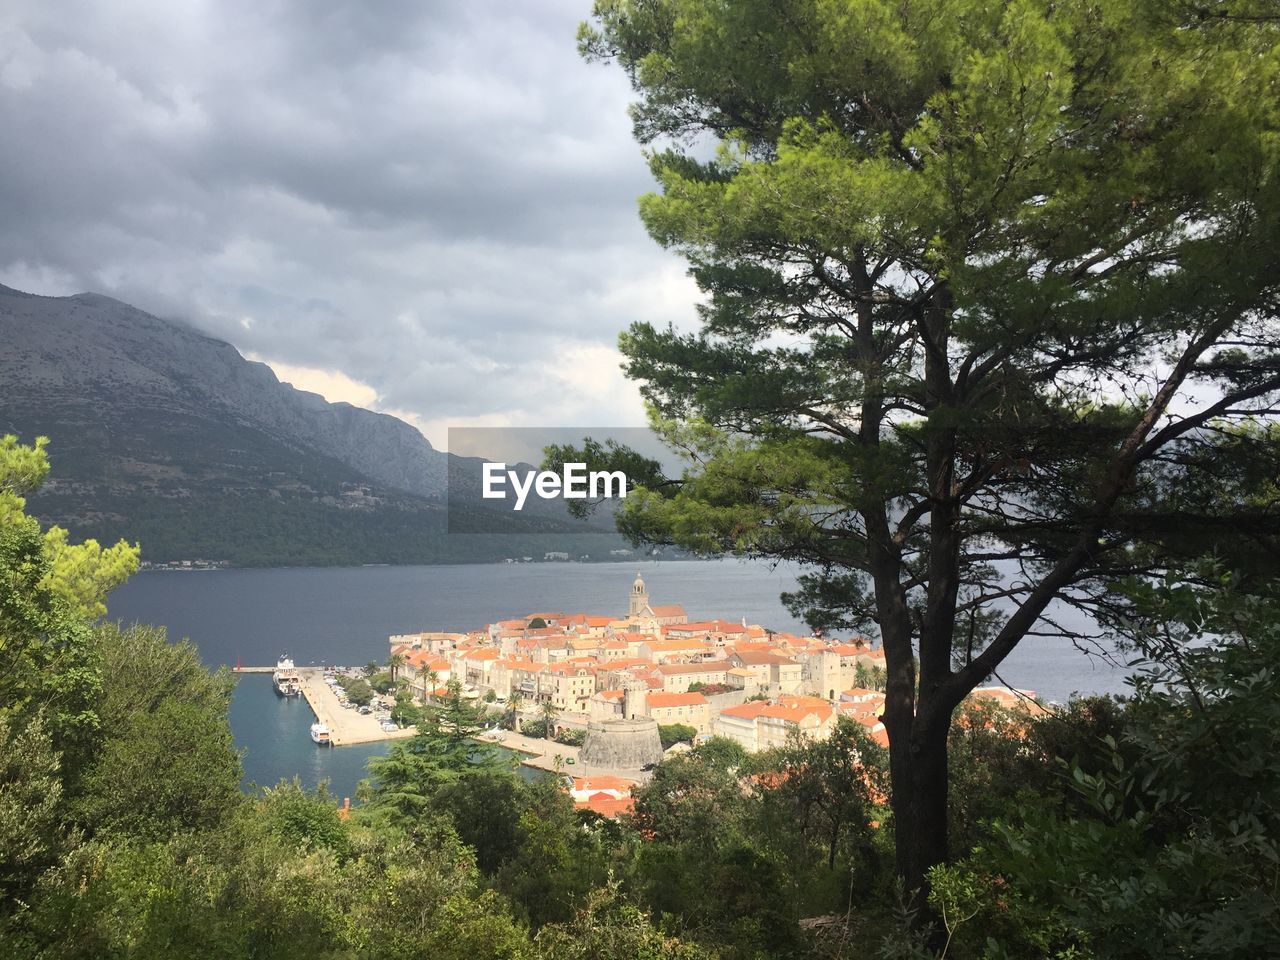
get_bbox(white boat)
[273,655,301,697]
[310,722,331,746]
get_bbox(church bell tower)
[628,571,649,617]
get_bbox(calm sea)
[108,560,1133,798]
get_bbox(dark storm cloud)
[0,0,695,441]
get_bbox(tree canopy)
[573,0,1280,898]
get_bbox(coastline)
[289,677,650,782]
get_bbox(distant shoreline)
[137,556,716,573]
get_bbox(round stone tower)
[579,717,664,770]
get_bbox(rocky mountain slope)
[0,284,618,565]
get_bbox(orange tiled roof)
[732,650,796,666]
[831,642,869,656]
[760,697,834,725]
[575,795,635,818]
[675,619,746,633]
[572,775,637,792]
[841,687,883,701]
[647,692,709,708]
[720,701,771,720]
[644,638,709,651]
[649,604,687,618]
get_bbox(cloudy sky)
[0,1,699,447]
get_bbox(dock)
[297,670,416,747]
[234,665,416,747]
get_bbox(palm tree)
[540,700,558,741]
[422,669,440,704]
[506,690,525,731]
[386,651,405,683]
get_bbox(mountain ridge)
[0,284,450,499]
[0,284,622,565]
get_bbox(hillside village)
[388,573,1040,804]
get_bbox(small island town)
[273,572,1042,820]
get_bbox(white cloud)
[0,0,698,434]
[246,354,378,409]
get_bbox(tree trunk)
[888,717,950,913]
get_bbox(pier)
[234,665,416,747]
[296,670,416,747]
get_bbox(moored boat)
[310,722,331,745]
[272,655,301,697]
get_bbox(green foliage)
[369,670,395,694]
[15,811,531,960]
[690,736,748,771]
[505,690,526,731]
[536,881,716,960]
[633,749,751,853]
[390,692,423,728]
[658,723,698,748]
[854,661,887,692]
[0,436,140,792]
[951,569,1280,958]
[61,624,240,841]
[492,776,610,929]
[39,526,138,622]
[527,617,548,629]
[428,769,526,874]
[340,676,375,707]
[257,779,351,861]
[540,700,559,740]
[555,727,586,747]
[366,680,503,823]
[757,718,887,872]
[0,715,71,906]
[76,695,241,842]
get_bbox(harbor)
[237,664,417,747]
[234,663,649,779]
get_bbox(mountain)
[0,284,623,566]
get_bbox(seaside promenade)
[483,728,581,772]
